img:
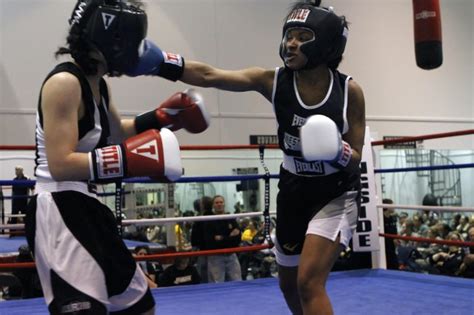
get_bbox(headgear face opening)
[69,0,147,76]
[280,6,348,70]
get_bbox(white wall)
[1,0,472,149]
[1,0,473,210]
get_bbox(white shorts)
[25,191,154,314]
[274,191,359,267]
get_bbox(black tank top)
[272,67,351,176]
[34,62,111,179]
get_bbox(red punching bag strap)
[412,0,443,70]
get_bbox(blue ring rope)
[0,163,472,186]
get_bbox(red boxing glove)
[135,89,210,134]
[89,129,182,182]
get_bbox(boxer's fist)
[89,129,182,182]
[300,115,352,168]
[126,39,185,81]
[135,89,210,134]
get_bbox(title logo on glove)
[131,140,160,161]
[163,52,183,67]
[97,145,124,179]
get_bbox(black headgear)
[280,5,348,69]
[69,0,147,76]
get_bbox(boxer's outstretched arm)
[126,39,274,100]
[181,61,275,101]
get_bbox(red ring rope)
[380,233,474,247]
[0,244,272,270]
[0,129,473,151]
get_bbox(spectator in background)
[428,231,465,276]
[459,226,474,278]
[241,219,259,244]
[11,166,34,224]
[434,221,451,240]
[412,214,429,237]
[134,245,160,289]
[203,195,242,282]
[456,215,470,240]
[158,256,201,287]
[382,198,399,270]
[13,245,43,298]
[450,214,462,232]
[421,193,439,227]
[190,196,214,283]
[397,212,409,232]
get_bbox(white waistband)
[35,180,97,199]
[282,154,338,177]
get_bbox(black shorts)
[25,191,155,314]
[275,165,360,258]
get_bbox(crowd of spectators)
[4,191,472,299]
[383,195,474,278]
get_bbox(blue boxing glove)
[127,39,185,81]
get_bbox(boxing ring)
[0,129,473,314]
[0,269,472,315]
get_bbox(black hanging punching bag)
[412,0,443,70]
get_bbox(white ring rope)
[2,204,473,230]
[122,211,277,226]
[2,202,474,231]
[377,203,474,212]
[0,211,278,230]
[0,156,35,160]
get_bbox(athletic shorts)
[273,165,360,267]
[25,191,155,314]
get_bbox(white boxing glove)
[300,115,352,168]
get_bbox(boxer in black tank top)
[131,1,366,314]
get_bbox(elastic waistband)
[35,180,97,199]
[282,154,338,177]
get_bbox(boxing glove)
[300,115,352,168]
[126,39,185,81]
[89,129,182,182]
[135,89,210,134]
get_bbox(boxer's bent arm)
[41,73,91,181]
[103,81,137,141]
[107,102,136,141]
[343,79,366,172]
[181,61,274,101]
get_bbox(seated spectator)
[133,245,161,288]
[412,214,429,237]
[11,245,43,299]
[158,256,201,287]
[434,222,452,239]
[428,231,465,276]
[456,215,470,239]
[421,193,439,226]
[397,212,409,232]
[241,220,259,244]
[458,226,474,278]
